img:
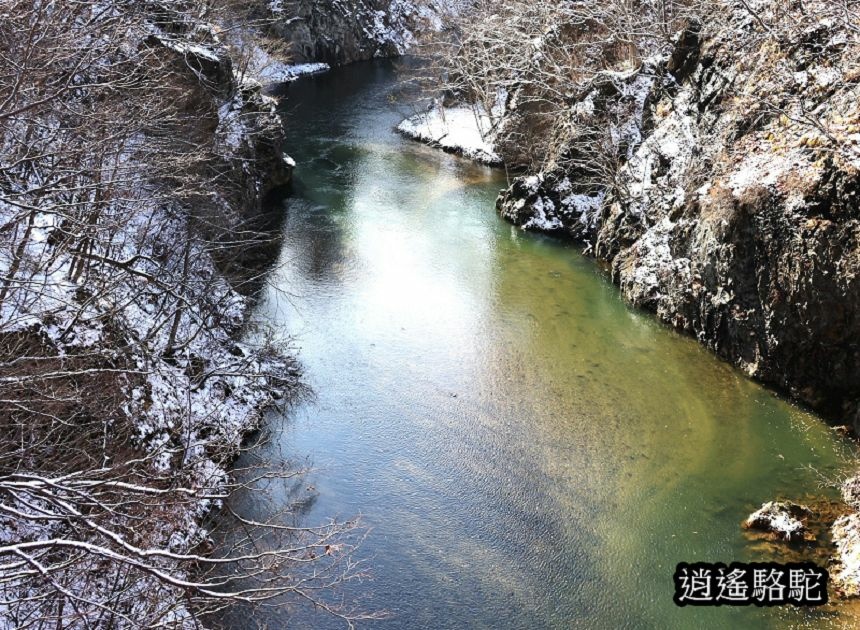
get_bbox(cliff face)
[271,0,456,66]
[496,4,860,424]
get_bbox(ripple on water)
[225,60,857,630]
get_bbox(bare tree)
[0,1,365,627]
[416,0,704,173]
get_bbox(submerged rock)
[744,501,813,541]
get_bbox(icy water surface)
[228,61,857,629]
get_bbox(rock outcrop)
[485,5,860,592]
[831,476,860,595]
[151,25,295,289]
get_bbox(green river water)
[228,60,857,629]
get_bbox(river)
[226,60,856,629]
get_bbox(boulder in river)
[744,501,813,542]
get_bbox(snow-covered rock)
[0,5,297,625]
[492,1,860,420]
[743,501,813,541]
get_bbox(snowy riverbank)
[0,3,300,625]
[397,101,503,165]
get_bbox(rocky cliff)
[271,0,457,66]
[496,3,860,427]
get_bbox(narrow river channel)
[227,60,856,629]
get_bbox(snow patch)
[561,191,606,228]
[727,149,810,196]
[522,196,563,231]
[397,97,505,165]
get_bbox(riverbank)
[404,1,860,425]
[5,0,856,625]
[0,3,301,625]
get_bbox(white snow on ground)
[228,30,331,86]
[834,478,860,596]
[552,176,606,227]
[0,151,293,627]
[513,174,561,231]
[276,61,330,80]
[397,97,505,165]
[745,502,809,540]
[593,65,660,161]
[2,1,471,623]
[217,93,247,149]
[622,216,692,301]
[562,191,606,228]
[727,147,821,197]
[621,88,697,218]
[834,513,860,596]
[152,35,222,62]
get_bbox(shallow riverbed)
[227,60,856,629]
